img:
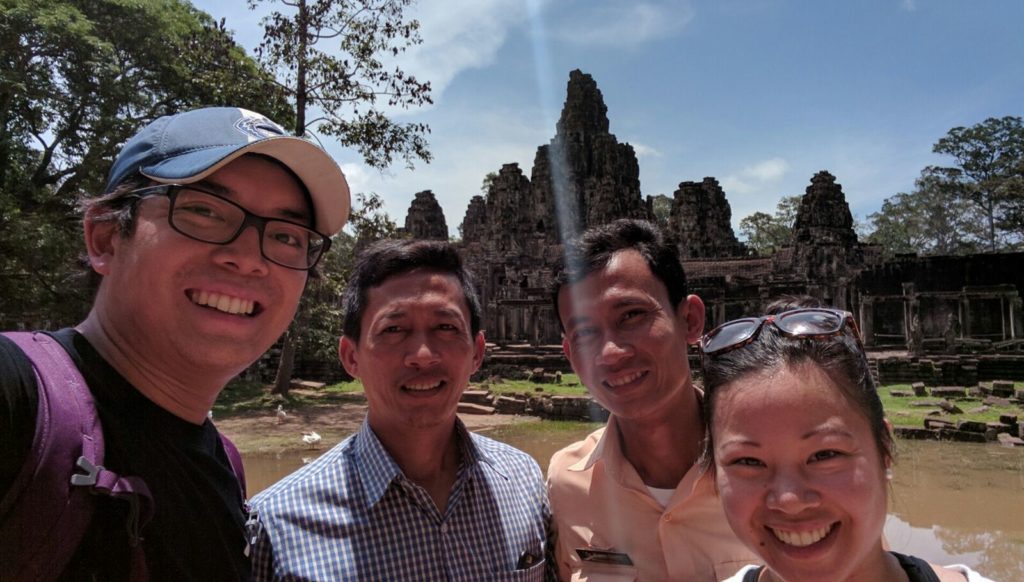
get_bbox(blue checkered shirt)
[249,419,553,581]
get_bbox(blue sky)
[192,0,1024,237]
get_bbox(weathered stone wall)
[667,178,745,259]
[403,190,448,240]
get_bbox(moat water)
[244,423,1024,580]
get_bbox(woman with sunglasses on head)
[699,306,993,582]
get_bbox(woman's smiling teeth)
[605,370,646,388]
[404,379,444,391]
[769,524,835,547]
[190,290,255,316]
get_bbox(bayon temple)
[400,70,1024,358]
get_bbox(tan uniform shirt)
[547,418,758,581]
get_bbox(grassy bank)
[879,383,1022,428]
[215,376,1020,430]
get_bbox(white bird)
[276,404,287,424]
[302,431,322,449]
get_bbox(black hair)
[341,239,482,341]
[551,219,687,330]
[764,294,826,315]
[700,319,892,469]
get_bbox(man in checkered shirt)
[249,239,553,581]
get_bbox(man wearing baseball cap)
[0,107,350,580]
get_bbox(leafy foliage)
[867,116,1023,256]
[649,193,671,227]
[738,195,800,255]
[0,0,291,327]
[929,116,1024,252]
[249,0,433,169]
[280,192,404,392]
[867,170,981,257]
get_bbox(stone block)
[494,395,527,415]
[909,401,942,408]
[529,368,556,384]
[956,420,988,433]
[930,386,966,399]
[461,389,493,405]
[996,433,1024,447]
[936,400,963,414]
[992,380,1014,397]
[966,405,991,414]
[998,414,1018,425]
[987,422,1013,435]
[984,396,1012,407]
[992,380,1014,389]
[893,427,939,440]
[889,390,913,397]
[923,418,955,430]
[457,402,495,415]
[911,382,927,397]
[936,428,988,443]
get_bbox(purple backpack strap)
[219,433,247,500]
[0,332,154,581]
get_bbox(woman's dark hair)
[700,320,892,469]
[764,294,825,315]
[551,219,687,331]
[341,239,482,341]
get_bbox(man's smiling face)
[558,250,701,422]
[89,155,310,375]
[339,268,485,434]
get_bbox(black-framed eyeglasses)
[699,308,862,357]
[128,184,330,270]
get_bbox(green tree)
[284,192,400,378]
[739,195,800,255]
[0,0,290,327]
[247,0,433,393]
[930,116,1024,251]
[480,171,498,195]
[649,193,671,227]
[248,0,433,169]
[867,170,981,257]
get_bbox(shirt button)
[663,514,672,522]
[440,523,449,534]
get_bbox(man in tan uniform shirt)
[548,219,758,581]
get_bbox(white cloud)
[721,157,790,195]
[398,0,551,103]
[629,141,663,159]
[339,106,552,234]
[551,1,695,47]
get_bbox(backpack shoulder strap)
[0,332,155,582]
[0,331,105,580]
[219,433,247,500]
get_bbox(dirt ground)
[214,390,537,455]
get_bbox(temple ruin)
[397,69,1024,360]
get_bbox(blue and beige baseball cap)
[105,107,350,235]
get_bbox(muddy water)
[244,423,1024,580]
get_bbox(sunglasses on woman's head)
[699,308,862,357]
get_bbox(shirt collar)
[354,420,403,507]
[353,417,506,507]
[569,416,618,473]
[567,387,707,477]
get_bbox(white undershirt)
[646,485,675,507]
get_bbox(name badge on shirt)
[576,548,634,566]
